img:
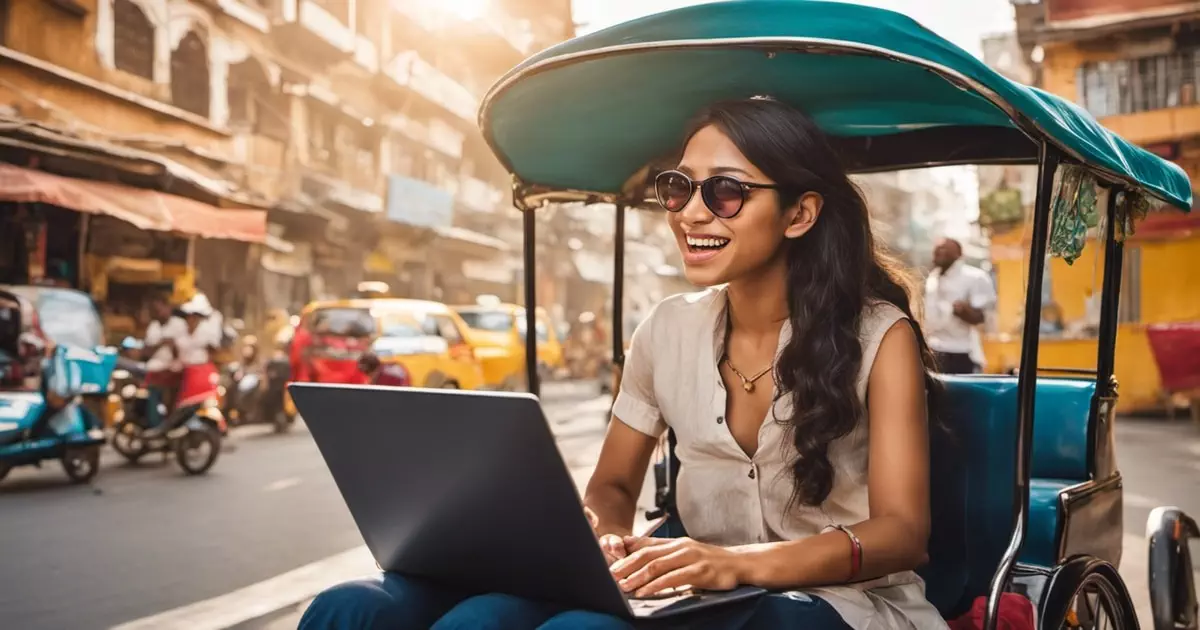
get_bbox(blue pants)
[298,573,853,630]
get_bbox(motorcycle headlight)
[121,384,137,398]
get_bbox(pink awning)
[0,162,267,242]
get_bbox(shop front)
[0,162,267,343]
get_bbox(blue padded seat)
[651,376,1093,621]
[918,376,1094,618]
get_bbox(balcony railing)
[354,34,379,73]
[1078,45,1200,117]
[277,0,356,54]
[383,51,477,122]
[386,112,464,159]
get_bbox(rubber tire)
[111,419,146,464]
[175,425,221,476]
[1041,557,1139,630]
[62,445,101,484]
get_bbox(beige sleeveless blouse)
[611,287,948,630]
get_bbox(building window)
[113,0,155,80]
[1118,246,1142,324]
[308,108,337,168]
[170,30,210,117]
[1078,46,1200,117]
[227,58,290,140]
[255,90,292,141]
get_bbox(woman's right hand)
[585,506,628,565]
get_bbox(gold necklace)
[724,356,773,393]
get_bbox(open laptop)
[289,383,765,619]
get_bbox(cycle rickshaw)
[478,2,1198,628]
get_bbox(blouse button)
[748,466,756,480]
[716,415,724,424]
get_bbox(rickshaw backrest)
[919,375,1095,616]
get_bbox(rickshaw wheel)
[1042,557,1138,630]
[61,445,100,484]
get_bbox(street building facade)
[987,0,1200,412]
[0,0,575,341]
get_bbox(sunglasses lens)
[702,177,746,218]
[656,172,692,212]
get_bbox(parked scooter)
[109,337,225,475]
[0,335,113,485]
[222,336,294,433]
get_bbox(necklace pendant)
[743,381,755,393]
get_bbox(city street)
[2,385,1197,629]
[0,381,651,630]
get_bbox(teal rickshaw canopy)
[480,0,1192,212]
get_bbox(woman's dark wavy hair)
[681,97,941,507]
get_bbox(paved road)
[2,390,1196,629]
[0,380,620,630]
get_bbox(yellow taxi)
[369,300,485,390]
[452,299,564,391]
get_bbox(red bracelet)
[830,524,863,581]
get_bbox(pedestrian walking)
[924,238,996,374]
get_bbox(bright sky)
[573,0,1016,56]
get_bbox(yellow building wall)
[983,326,1163,413]
[990,229,1102,335]
[1041,41,1200,145]
[1140,237,1200,322]
[4,0,169,102]
[988,231,1200,412]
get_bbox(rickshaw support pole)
[523,206,540,397]
[985,142,1060,630]
[1095,188,1124,394]
[612,204,627,369]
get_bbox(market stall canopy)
[480,0,1192,211]
[0,163,267,242]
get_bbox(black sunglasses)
[653,170,783,219]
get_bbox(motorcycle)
[108,337,225,475]
[222,337,294,433]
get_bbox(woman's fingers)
[610,539,685,581]
[622,535,674,552]
[634,565,703,598]
[584,506,599,531]
[618,548,694,593]
[598,534,626,564]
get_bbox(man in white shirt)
[143,296,187,417]
[924,238,996,374]
[144,294,222,436]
